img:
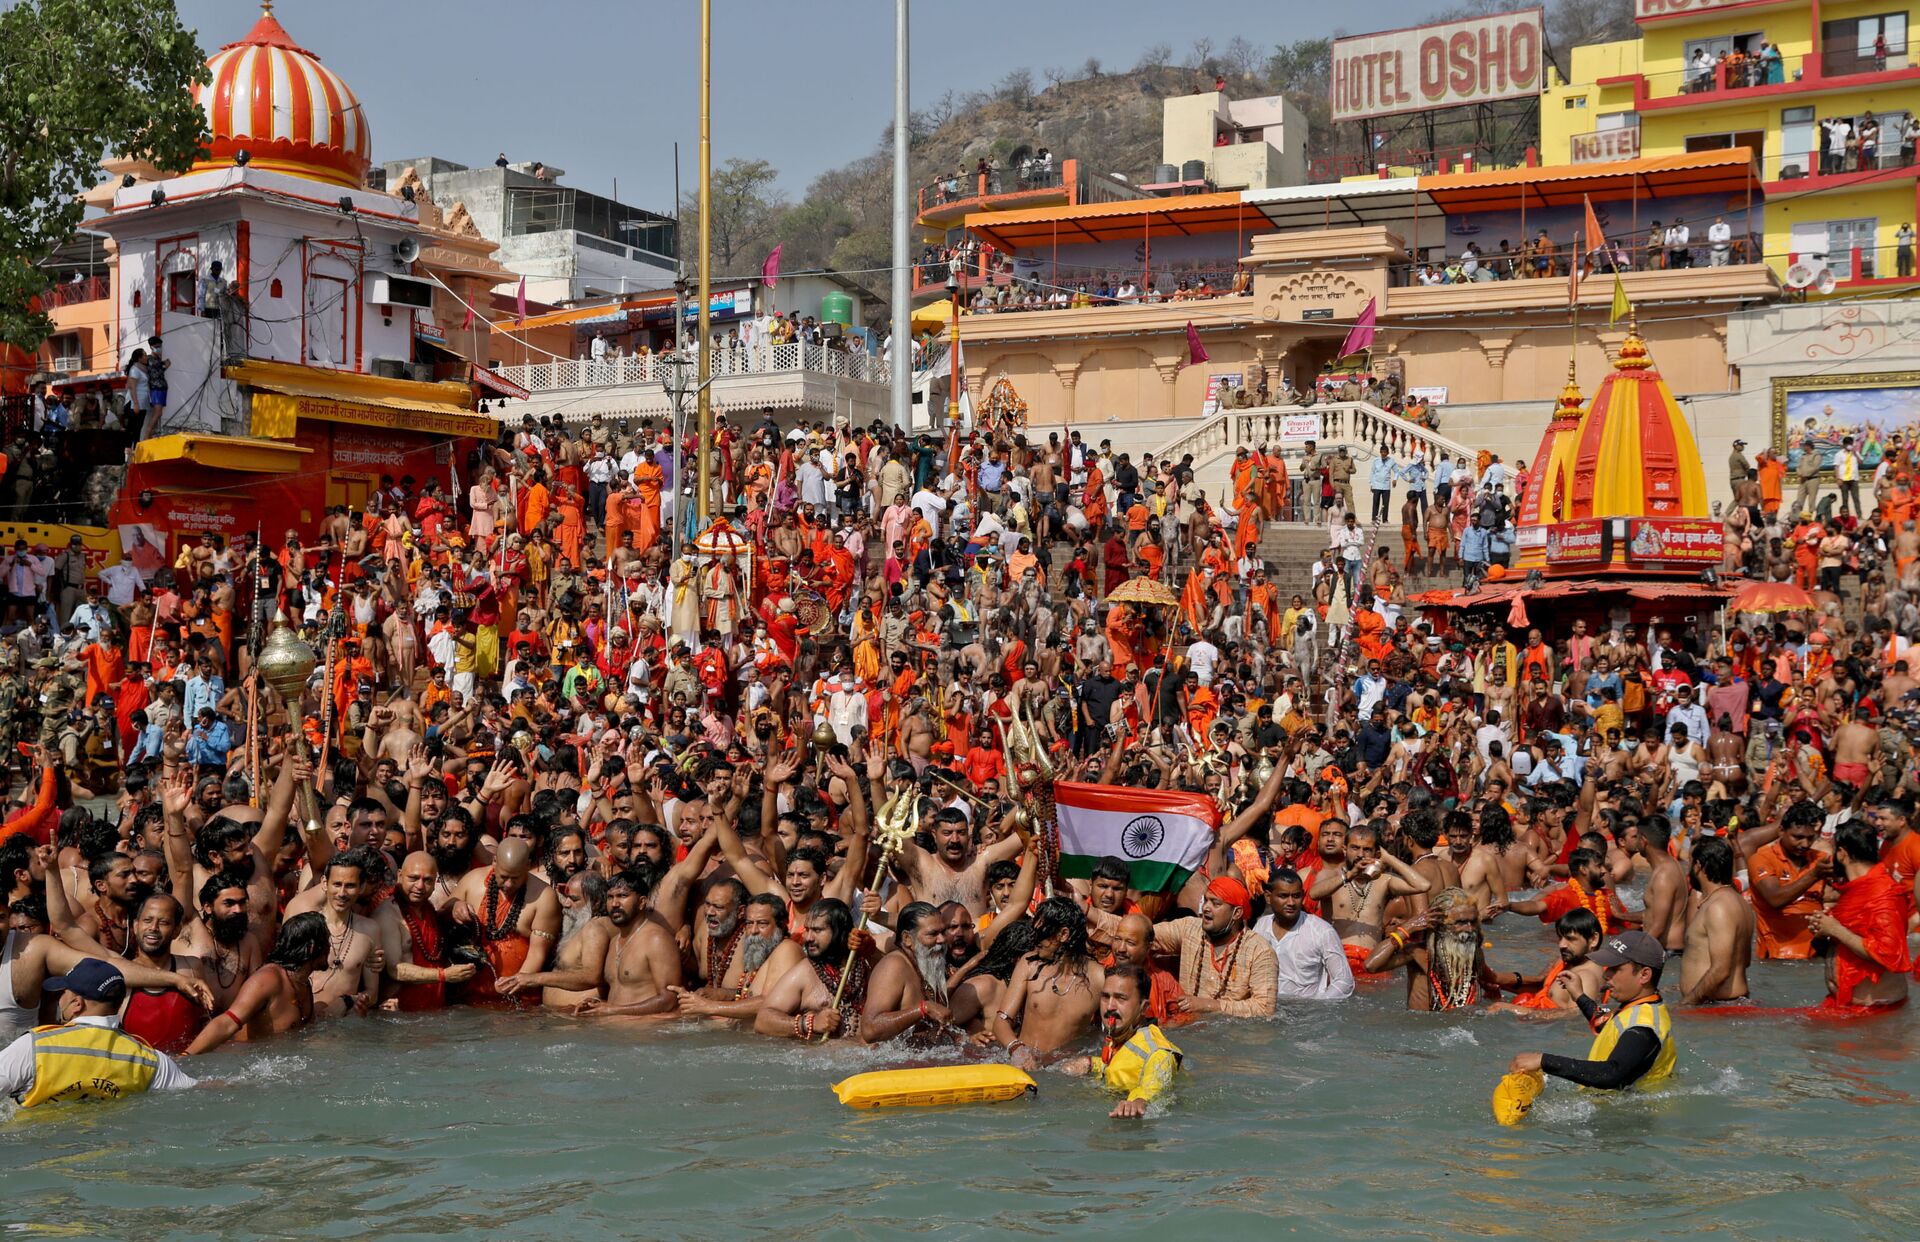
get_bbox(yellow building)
[1543,0,1919,290]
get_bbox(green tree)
[0,0,210,352]
[679,157,787,272]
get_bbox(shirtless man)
[119,894,214,1054]
[567,868,682,1017]
[1310,821,1430,972]
[451,838,563,1005]
[994,897,1103,1066]
[298,851,382,1019]
[1488,908,1607,1020]
[1622,818,1689,952]
[756,898,866,1041]
[1391,810,1457,924]
[897,803,1025,919]
[184,911,328,1053]
[672,892,803,1022]
[858,901,954,1044]
[1678,836,1753,1005]
[1830,710,1880,793]
[1461,803,1541,913]
[1365,889,1509,1011]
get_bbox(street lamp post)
[659,351,693,566]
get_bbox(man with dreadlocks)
[994,896,1103,1066]
[756,897,866,1040]
[672,893,803,1023]
[1366,888,1514,1012]
[859,901,954,1044]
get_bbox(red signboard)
[1544,520,1609,564]
[1626,519,1723,564]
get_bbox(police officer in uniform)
[36,655,81,748]
[0,960,199,1107]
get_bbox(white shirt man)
[909,486,947,538]
[1251,905,1355,1000]
[1707,216,1732,265]
[97,560,145,608]
[796,459,827,507]
[1186,636,1220,685]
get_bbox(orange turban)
[1207,875,1252,919]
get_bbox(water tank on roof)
[1181,158,1206,182]
[1155,163,1178,184]
[820,291,853,326]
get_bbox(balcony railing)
[41,275,110,308]
[495,340,888,394]
[1642,41,1911,102]
[1821,40,1910,77]
[1769,141,1917,181]
[1394,232,1763,285]
[919,163,1063,213]
[1786,242,1918,284]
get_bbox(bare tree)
[995,67,1034,105]
[1224,36,1261,81]
[1042,65,1067,88]
[1189,37,1215,70]
[1135,42,1172,71]
[1081,56,1103,79]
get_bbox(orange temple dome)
[188,4,370,188]
[1514,361,1587,528]
[1564,329,1707,520]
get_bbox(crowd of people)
[3,394,1917,1117]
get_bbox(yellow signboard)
[0,522,124,593]
[250,391,498,441]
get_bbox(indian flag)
[1054,781,1218,894]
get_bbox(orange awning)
[1419,149,1761,214]
[965,192,1267,254]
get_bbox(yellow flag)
[1609,274,1630,325]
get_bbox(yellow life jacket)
[1584,997,1676,1089]
[20,1021,160,1108]
[1099,1023,1183,1103]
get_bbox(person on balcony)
[1708,216,1733,267]
[1688,48,1714,92]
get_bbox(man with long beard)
[672,893,803,1022]
[1367,888,1512,1011]
[426,813,486,910]
[756,898,866,1040]
[373,852,477,1012]
[859,901,953,1044]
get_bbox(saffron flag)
[1584,196,1606,266]
[1609,274,1630,325]
[515,276,527,324]
[1185,321,1210,366]
[461,303,474,331]
[1337,297,1376,358]
[1053,780,1217,893]
[762,243,783,288]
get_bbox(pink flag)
[1185,321,1209,366]
[515,276,527,324]
[761,244,783,288]
[461,303,474,331]
[1338,297,1377,359]
[1507,592,1530,628]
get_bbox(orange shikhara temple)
[1514,326,1718,579]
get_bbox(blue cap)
[45,959,127,1002]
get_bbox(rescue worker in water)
[0,960,200,1107]
[1055,962,1184,1118]
[1507,930,1677,1091]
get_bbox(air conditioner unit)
[1779,163,1806,179]
[371,358,410,379]
[405,362,435,383]
[367,272,434,310]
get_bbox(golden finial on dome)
[1613,327,1651,372]
[261,0,273,13]
[1554,358,1585,419]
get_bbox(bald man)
[374,852,476,1011]
[451,838,562,1007]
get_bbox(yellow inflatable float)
[1491,1069,1544,1126]
[832,1064,1037,1109]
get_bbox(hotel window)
[1564,95,1588,108]
[1828,218,1880,277]
[1684,129,1766,163]
[167,269,197,312]
[1821,12,1908,75]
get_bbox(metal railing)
[41,275,110,307]
[1392,233,1764,284]
[1644,43,1910,101]
[919,162,1064,212]
[496,340,889,393]
[1772,137,1917,180]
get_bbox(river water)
[3,910,1917,1241]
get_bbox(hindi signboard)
[1543,520,1609,565]
[1330,9,1545,124]
[1625,519,1724,565]
[1278,414,1324,444]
